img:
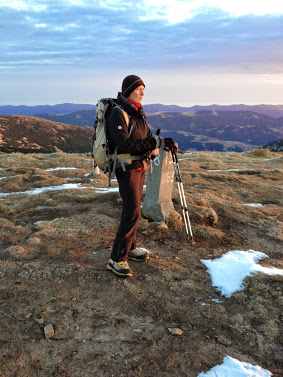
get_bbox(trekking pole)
[171,149,193,240]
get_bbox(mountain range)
[1,103,283,118]
[30,108,283,152]
[0,103,283,153]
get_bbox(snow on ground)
[95,187,119,194]
[0,182,122,196]
[243,203,264,207]
[45,167,77,171]
[198,356,272,377]
[0,183,88,197]
[207,169,256,172]
[208,169,276,173]
[0,175,20,180]
[201,250,283,298]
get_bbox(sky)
[1,0,283,106]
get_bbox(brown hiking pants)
[111,169,145,262]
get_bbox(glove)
[154,129,177,154]
[161,138,177,154]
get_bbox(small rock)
[6,246,25,256]
[44,198,57,206]
[157,222,168,232]
[168,327,183,336]
[44,324,55,339]
[24,313,33,320]
[174,256,181,261]
[27,237,41,246]
[35,318,44,325]
[217,335,232,346]
[148,222,164,230]
[133,329,143,333]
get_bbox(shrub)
[251,148,271,158]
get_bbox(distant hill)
[1,103,283,118]
[34,110,96,127]
[0,115,93,153]
[262,139,283,152]
[146,110,283,149]
[145,104,283,118]
[1,110,282,153]
[31,109,283,152]
[0,103,96,116]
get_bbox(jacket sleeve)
[108,108,157,155]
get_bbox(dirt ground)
[0,150,282,377]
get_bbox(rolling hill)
[0,115,93,153]
[33,109,283,152]
[1,103,283,118]
[1,110,283,153]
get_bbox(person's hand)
[161,138,178,154]
[154,129,177,154]
[150,148,159,159]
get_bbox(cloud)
[1,0,283,105]
[1,1,282,72]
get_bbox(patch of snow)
[0,175,20,180]
[211,298,223,303]
[45,167,77,171]
[243,203,264,207]
[0,183,87,197]
[95,187,119,194]
[263,157,281,161]
[198,355,272,377]
[208,169,256,172]
[201,250,283,298]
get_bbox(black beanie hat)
[122,75,145,98]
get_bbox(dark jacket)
[107,92,157,170]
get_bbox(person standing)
[107,75,176,277]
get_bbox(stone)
[93,166,100,175]
[35,318,44,325]
[157,222,168,231]
[142,149,175,222]
[168,327,183,336]
[44,324,55,339]
[217,335,232,346]
[133,329,144,333]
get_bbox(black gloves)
[163,138,177,154]
[154,131,177,154]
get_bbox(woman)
[107,75,176,277]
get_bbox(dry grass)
[0,150,282,377]
[249,148,272,158]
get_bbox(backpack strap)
[109,106,132,183]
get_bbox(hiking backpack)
[91,98,132,185]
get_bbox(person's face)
[128,85,145,104]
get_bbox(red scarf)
[128,98,141,111]
[127,98,149,171]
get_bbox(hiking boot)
[107,259,133,277]
[128,247,149,262]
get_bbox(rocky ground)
[0,149,282,377]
